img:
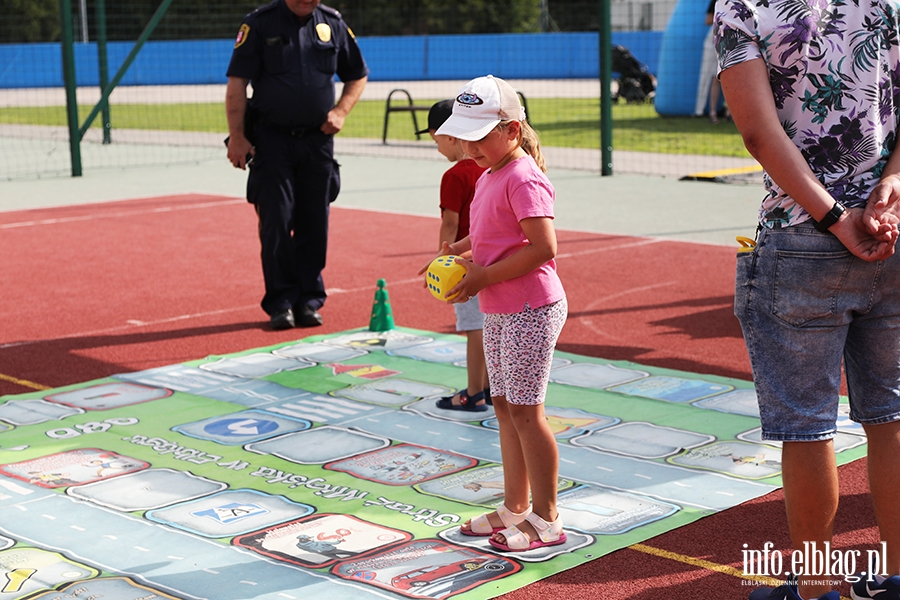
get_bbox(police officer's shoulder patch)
[234,23,251,49]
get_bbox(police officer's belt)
[262,121,315,137]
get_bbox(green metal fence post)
[96,0,111,144]
[600,0,613,175]
[59,0,82,177]
[79,0,176,140]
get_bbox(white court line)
[587,281,679,306]
[555,237,664,258]
[0,198,245,229]
[0,304,257,349]
[0,278,423,351]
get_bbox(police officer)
[225,0,368,330]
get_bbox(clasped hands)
[836,175,900,262]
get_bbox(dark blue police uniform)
[226,1,368,322]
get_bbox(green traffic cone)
[369,278,395,331]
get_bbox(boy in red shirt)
[422,100,490,411]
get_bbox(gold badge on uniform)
[316,23,332,43]
[234,24,250,49]
[347,27,356,39]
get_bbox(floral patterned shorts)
[483,298,567,406]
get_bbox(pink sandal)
[461,503,532,537]
[488,512,566,551]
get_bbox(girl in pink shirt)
[430,75,567,552]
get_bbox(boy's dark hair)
[416,99,454,134]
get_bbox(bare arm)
[438,209,460,250]
[720,58,895,261]
[322,76,368,135]
[225,76,253,169]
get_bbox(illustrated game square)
[327,444,476,486]
[235,513,411,568]
[0,448,148,488]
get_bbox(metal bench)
[382,87,531,144]
[382,88,430,144]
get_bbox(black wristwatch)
[813,201,846,232]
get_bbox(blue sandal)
[435,389,488,412]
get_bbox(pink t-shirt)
[469,155,565,314]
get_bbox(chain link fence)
[0,0,755,181]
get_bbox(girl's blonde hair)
[502,119,546,173]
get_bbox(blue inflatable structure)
[654,0,710,116]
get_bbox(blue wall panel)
[0,32,663,89]
[0,44,60,87]
[353,36,428,81]
[613,31,662,76]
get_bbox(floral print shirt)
[715,0,900,228]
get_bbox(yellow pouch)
[736,236,757,253]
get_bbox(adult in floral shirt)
[716,0,900,598]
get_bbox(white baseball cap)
[435,75,526,141]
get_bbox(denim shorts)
[454,294,485,332]
[734,222,900,441]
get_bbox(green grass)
[0,98,751,158]
[0,103,228,132]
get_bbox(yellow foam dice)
[426,255,466,301]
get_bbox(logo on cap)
[457,92,484,106]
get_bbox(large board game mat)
[0,327,867,600]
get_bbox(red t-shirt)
[440,158,488,241]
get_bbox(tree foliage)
[2,0,60,43]
[0,0,597,43]
[333,0,543,36]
